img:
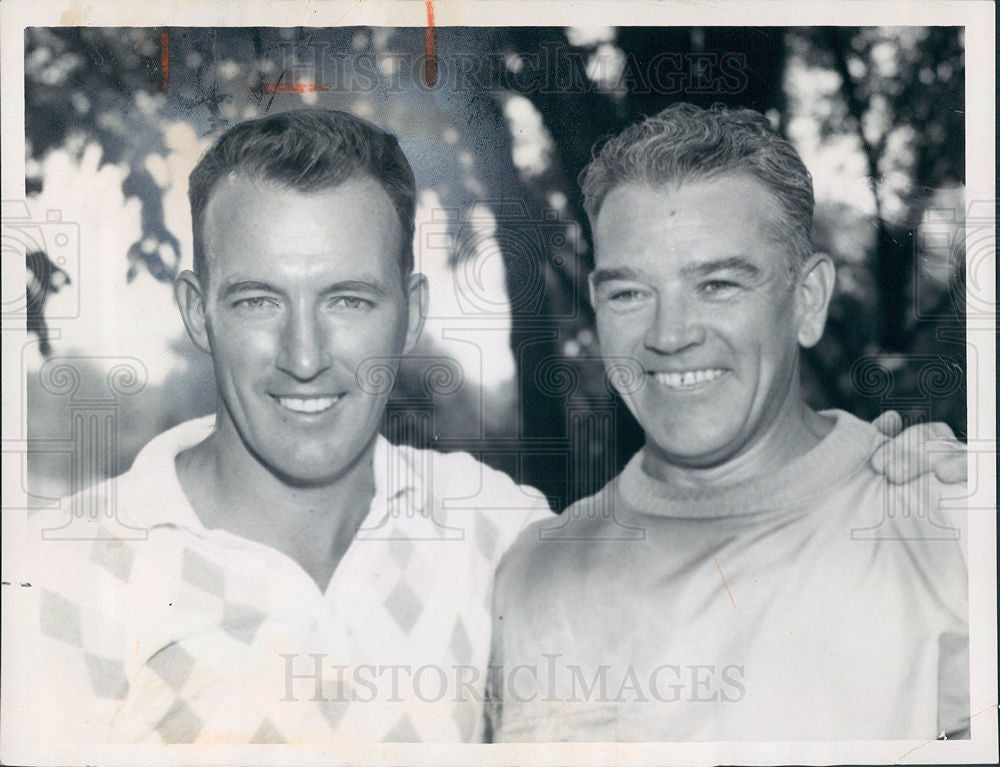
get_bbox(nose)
[643,295,706,355]
[275,305,331,381]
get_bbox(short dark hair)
[188,109,416,281]
[580,103,815,270]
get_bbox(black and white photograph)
[1,0,996,764]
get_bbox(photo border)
[2,1,995,765]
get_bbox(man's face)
[590,175,810,468]
[193,174,420,485]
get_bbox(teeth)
[275,396,339,413]
[653,369,726,389]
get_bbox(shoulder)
[389,439,549,509]
[24,417,214,572]
[820,437,969,624]
[383,439,553,561]
[495,482,616,606]
[820,410,970,546]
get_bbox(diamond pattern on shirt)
[221,602,267,645]
[384,713,420,742]
[475,512,500,560]
[250,717,285,743]
[90,537,135,582]
[182,548,225,597]
[147,642,195,691]
[453,701,476,741]
[384,579,423,634]
[318,694,350,735]
[388,532,414,569]
[39,589,83,646]
[155,699,202,744]
[27,423,552,746]
[449,618,473,664]
[84,652,129,700]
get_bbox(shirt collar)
[120,416,428,535]
[616,409,880,519]
[358,433,429,538]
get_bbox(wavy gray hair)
[580,103,814,273]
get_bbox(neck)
[175,411,377,590]
[641,386,834,490]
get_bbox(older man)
[489,104,970,742]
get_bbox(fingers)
[874,440,929,484]
[872,409,904,437]
[931,442,968,484]
[870,422,968,484]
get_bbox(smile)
[651,369,728,390]
[272,395,343,414]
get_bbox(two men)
[22,108,964,745]
[489,104,970,741]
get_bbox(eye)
[599,284,653,313]
[232,296,280,312]
[328,295,375,312]
[610,288,643,302]
[700,279,741,296]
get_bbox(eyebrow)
[220,278,390,300]
[590,256,762,287]
[320,279,389,298]
[220,280,279,299]
[590,267,643,287]
[680,256,762,279]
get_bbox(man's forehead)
[203,172,389,221]
[201,174,401,246]
[592,178,789,268]
[199,173,404,286]
[597,176,776,226]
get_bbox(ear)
[175,269,212,354]
[794,253,835,348]
[402,272,428,356]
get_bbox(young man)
[19,109,961,746]
[489,104,970,742]
[21,110,551,745]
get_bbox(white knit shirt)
[18,416,551,745]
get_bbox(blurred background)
[20,26,967,512]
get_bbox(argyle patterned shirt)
[20,416,551,745]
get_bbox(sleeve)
[481,462,553,567]
[438,450,553,567]
[483,526,564,743]
[482,575,506,743]
[931,480,972,739]
[889,478,971,738]
[937,630,971,739]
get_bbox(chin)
[273,460,346,488]
[256,442,345,484]
[647,427,740,466]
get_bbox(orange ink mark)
[707,541,736,608]
[424,0,437,87]
[265,82,332,94]
[159,31,169,91]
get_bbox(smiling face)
[182,174,422,486]
[591,175,820,469]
